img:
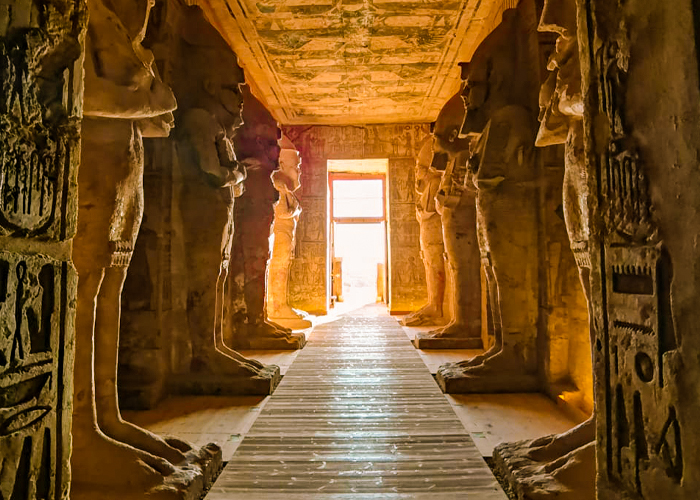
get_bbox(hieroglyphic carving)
[583,5,684,497]
[0,1,84,497]
[0,252,75,499]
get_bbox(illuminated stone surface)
[208,306,507,498]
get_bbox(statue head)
[433,91,471,158]
[274,136,302,192]
[84,0,176,119]
[234,86,282,167]
[535,0,583,146]
[175,5,246,134]
[459,2,540,137]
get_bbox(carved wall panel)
[579,0,700,497]
[0,0,85,497]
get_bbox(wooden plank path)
[206,307,508,499]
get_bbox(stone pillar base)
[436,363,539,393]
[232,331,307,350]
[169,365,281,396]
[413,333,483,349]
[492,440,595,500]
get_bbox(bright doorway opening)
[328,160,388,312]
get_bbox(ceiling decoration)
[195,0,514,124]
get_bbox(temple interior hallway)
[125,306,579,497]
[207,304,506,499]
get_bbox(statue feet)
[71,424,219,500]
[400,304,445,327]
[170,348,282,396]
[413,320,482,349]
[493,432,595,500]
[436,348,539,393]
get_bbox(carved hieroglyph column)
[436,1,542,393]
[266,138,313,330]
[70,1,221,498]
[0,2,85,498]
[578,0,700,498]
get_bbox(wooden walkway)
[206,306,508,499]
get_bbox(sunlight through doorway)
[328,160,388,313]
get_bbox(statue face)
[279,149,302,191]
[434,92,471,156]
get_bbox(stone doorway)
[328,166,388,312]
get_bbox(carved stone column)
[578,0,700,498]
[491,1,597,498]
[0,2,85,497]
[229,87,306,350]
[412,92,483,349]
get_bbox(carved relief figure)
[232,88,306,349]
[491,1,596,497]
[400,138,448,327]
[437,2,542,392]
[0,2,85,497]
[266,137,312,330]
[171,6,280,385]
[71,1,220,497]
[583,1,686,497]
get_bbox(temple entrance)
[328,161,388,312]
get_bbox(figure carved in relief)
[171,6,277,380]
[400,137,448,327]
[71,0,219,496]
[266,138,312,330]
[437,3,542,391]
[233,88,305,348]
[492,1,597,496]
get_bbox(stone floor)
[124,305,579,495]
[206,304,507,499]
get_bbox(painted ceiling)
[195,0,514,125]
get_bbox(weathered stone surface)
[579,0,700,498]
[160,1,283,392]
[0,2,84,498]
[437,1,542,393]
[266,138,313,330]
[414,90,482,349]
[70,0,221,497]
